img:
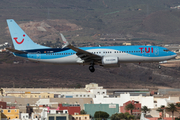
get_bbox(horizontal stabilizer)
[6,48,27,54]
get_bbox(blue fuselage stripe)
[15,45,176,60]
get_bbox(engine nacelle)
[102,57,119,67]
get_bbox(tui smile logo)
[13,34,25,44]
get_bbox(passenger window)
[163,49,169,52]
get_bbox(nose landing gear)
[158,65,161,69]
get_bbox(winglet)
[60,33,70,48]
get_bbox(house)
[0,101,7,109]
[154,96,179,108]
[40,108,71,120]
[0,109,19,119]
[84,104,119,118]
[120,100,141,116]
[58,104,81,115]
[47,113,70,120]
[123,42,131,46]
[20,113,29,120]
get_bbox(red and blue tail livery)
[6,19,177,72]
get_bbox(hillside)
[0,53,180,89]
[0,0,180,89]
[1,0,180,44]
[5,19,82,43]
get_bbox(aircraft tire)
[158,65,161,69]
[89,66,95,72]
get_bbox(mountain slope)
[0,53,179,89]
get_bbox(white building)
[93,93,130,106]
[54,92,95,98]
[20,113,29,120]
[32,108,69,120]
[54,83,107,98]
[130,94,154,108]
[85,83,103,91]
[90,89,107,96]
[36,99,58,106]
[93,93,154,108]
[155,96,179,108]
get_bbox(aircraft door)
[36,51,41,59]
[154,47,159,56]
[101,50,106,56]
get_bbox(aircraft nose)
[171,52,177,59]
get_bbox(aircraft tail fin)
[6,19,50,50]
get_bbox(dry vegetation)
[0,53,180,89]
[1,0,180,89]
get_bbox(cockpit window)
[163,49,169,52]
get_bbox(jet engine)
[102,57,119,68]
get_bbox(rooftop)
[2,88,87,94]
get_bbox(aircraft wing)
[6,48,27,54]
[60,33,102,62]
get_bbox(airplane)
[6,19,177,72]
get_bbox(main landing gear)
[89,63,95,73]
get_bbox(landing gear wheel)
[158,65,161,69]
[89,66,95,72]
